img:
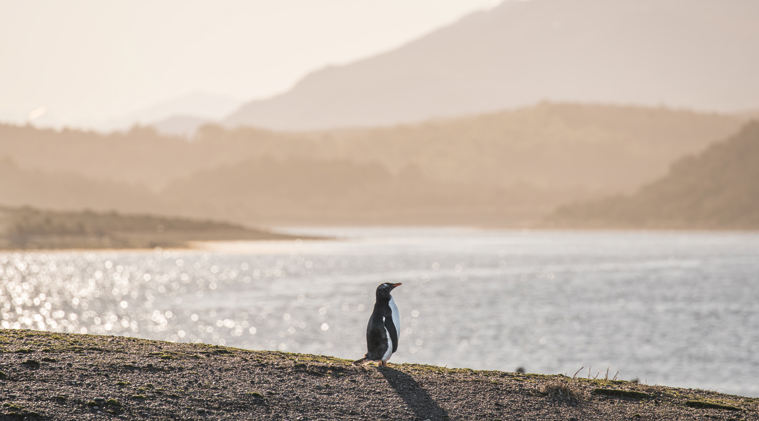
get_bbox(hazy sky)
[0,0,504,127]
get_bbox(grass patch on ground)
[685,400,743,411]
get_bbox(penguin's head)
[376,282,402,300]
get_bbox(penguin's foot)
[352,357,369,366]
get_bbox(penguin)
[354,282,402,366]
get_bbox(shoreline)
[0,206,323,252]
[3,226,758,253]
[0,238,329,254]
[0,330,756,420]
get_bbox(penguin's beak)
[391,283,402,289]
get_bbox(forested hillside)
[545,121,759,229]
[0,103,748,226]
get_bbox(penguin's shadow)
[378,367,449,420]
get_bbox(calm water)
[1,228,758,397]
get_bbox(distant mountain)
[299,103,746,194]
[544,121,759,229]
[159,158,558,226]
[735,109,759,121]
[150,115,210,137]
[101,92,241,132]
[158,104,751,226]
[0,103,747,195]
[0,124,199,190]
[225,0,759,131]
[0,156,167,214]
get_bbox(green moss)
[41,357,57,362]
[3,403,24,410]
[292,353,352,365]
[131,395,147,400]
[400,363,451,375]
[245,391,264,398]
[593,388,651,399]
[115,381,131,386]
[523,373,553,381]
[106,399,121,407]
[577,378,631,387]
[685,400,742,411]
[86,401,98,407]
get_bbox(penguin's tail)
[352,356,369,366]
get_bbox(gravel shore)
[0,330,756,420]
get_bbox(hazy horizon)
[0,0,504,129]
[5,0,759,132]
[1,0,758,229]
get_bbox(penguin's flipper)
[366,318,389,360]
[384,315,399,353]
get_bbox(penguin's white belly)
[382,323,393,362]
[389,297,400,338]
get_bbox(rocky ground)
[0,330,757,420]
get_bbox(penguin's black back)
[365,300,399,360]
[361,282,401,363]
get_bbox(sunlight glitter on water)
[0,247,375,353]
